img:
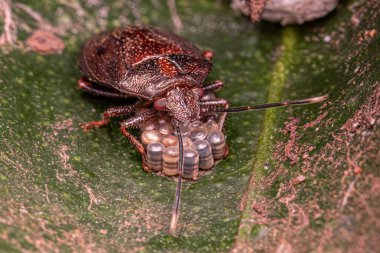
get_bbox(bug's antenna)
[216,94,328,113]
[169,122,184,235]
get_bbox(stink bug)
[77,25,327,234]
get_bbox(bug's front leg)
[82,102,143,132]
[200,98,229,130]
[200,98,229,158]
[203,80,224,93]
[120,110,156,172]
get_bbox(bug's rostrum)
[170,123,184,235]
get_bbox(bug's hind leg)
[78,77,130,98]
[202,50,214,61]
[120,110,156,172]
[82,101,144,132]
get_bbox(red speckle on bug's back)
[158,58,178,77]
[112,26,200,65]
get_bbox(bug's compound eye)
[154,98,167,111]
[192,87,204,98]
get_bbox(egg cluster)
[140,116,226,180]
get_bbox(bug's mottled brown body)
[79,26,211,100]
[77,25,229,172]
[77,25,327,234]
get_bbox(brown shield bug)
[77,25,327,234]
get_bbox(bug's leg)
[200,98,229,157]
[120,110,156,172]
[82,102,143,132]
[200,98,229,129]
[202,50,214,61]
[78,77,130,98]
[203,80,223,93]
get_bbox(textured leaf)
[1,0,379,252]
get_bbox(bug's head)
[154,86,203,123]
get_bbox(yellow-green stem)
[234,26,298,244]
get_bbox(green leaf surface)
[1,0,379,252]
